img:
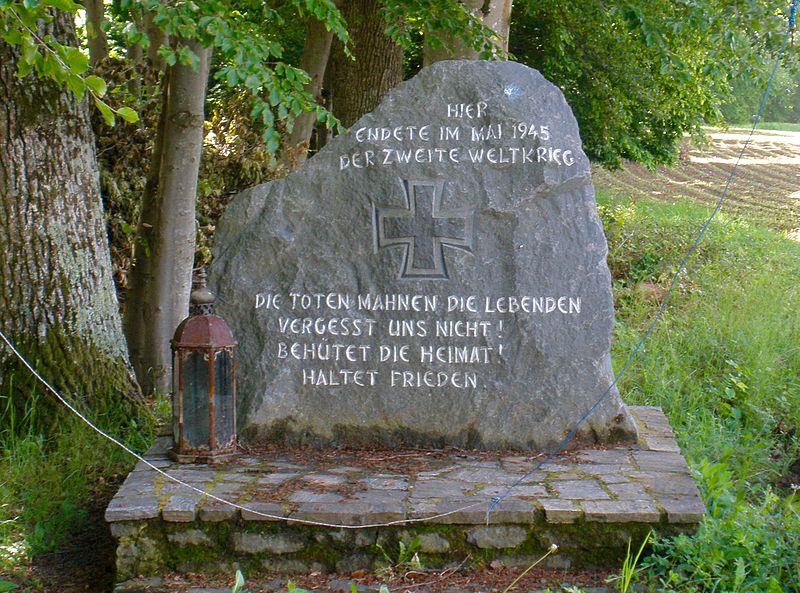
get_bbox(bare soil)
[593,128,800,232]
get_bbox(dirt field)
[592,128,800,233]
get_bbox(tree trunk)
[85,0,109,67]
[328,0,403,128]
[423,0,513,64]
[124,38,211,395]
[0,12,139,411]
[280,15,336,168]
[144,10,168,70]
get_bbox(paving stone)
[478,483,547,498]
[132,458,172,472]
[303,474,348,487]
[549,479,610,500]
[221,471,258,483]
[466,525,528,549]
[232,531,308,554]
[640,475,702,497]
[240,501,291,522]
[606,482,649,500]
[411,478,470,498]
[574,450,632,465]
[198,501,239,522]
[167,468,216,482]
[209,482,245,497]
[349,489,406,504]
[408,499,488,524]
[162,495,199,522]
[444,466,518,485]
[657,495,707,523]
[327,466,364,475]
[257,472,299,486]
[538,499,583,523]
[641,437,681,453]
[292,501,405,526]
[600,474,631,484]
[583,500,661,523]
[288,490,345,504]
[632,451,690,472]
[105,496,160,521]
[167,529,212,546]
[544,471,585,481]
[482,498,540,524]
[358,476,409,490]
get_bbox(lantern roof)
[172,314,237,349]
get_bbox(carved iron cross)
[372,179,475,280]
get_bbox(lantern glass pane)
[214,350,235,447]
[172,350,180,445]
[182,351,210,448]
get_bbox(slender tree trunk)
[126,8,145,97]
[124,38,211,395]
[0,12,139,410]
[85,0,109,67]
[144,10,168,70]
[423,0,513,64]
[328,0,403,128]
[280,15,335,168]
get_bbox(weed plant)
[0,374,156,569]
[599,191,800,592]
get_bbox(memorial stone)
[211,60,638,450]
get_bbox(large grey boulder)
[211,60,637,450]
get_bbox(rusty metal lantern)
[169,269,237,463]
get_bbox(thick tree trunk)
[328,0,403,128]
[280,16,335,168]
[85,0,109,66]
[423,0,513,64]
[0,13,138,409]
[124,39,211,395]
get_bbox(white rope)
[0,328,489,529]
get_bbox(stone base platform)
[106,407,705,582]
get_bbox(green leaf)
[84,74,107,97]
[66,73,86,100]
[0,579,18,593]
[63,47,89,75]
[2,29,22,45]
[94,97,115,126]
[48,0,80,12]
[116,106,139,123]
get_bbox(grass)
[0,378,156,573]
[723,121,800,132]
[597,190,800,592]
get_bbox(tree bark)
[144,10,168,70]
[328,0,403,128]
[0,12,139,409]
[124,38,211,395]
[85,0,109,67]
[280,15,336,168]
[423,0,513,64]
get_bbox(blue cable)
[487,0,800,521]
